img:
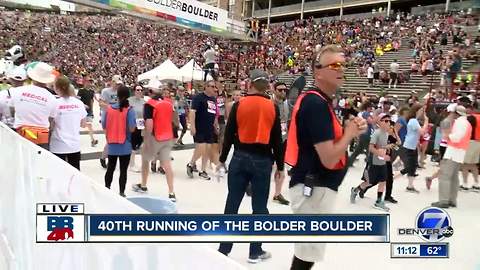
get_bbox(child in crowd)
[350,113,393,211]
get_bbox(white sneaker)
[247,251,271,264]
[215,167,226,182]
[129,167,141,173]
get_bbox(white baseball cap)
[7,66,27,81]
[446,103,457,113]
[26,62,56,84]
[145,79,163,93]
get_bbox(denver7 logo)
[416,207,453,242]
[47,216,74,241]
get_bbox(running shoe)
[100,158,107,169]
[359,188,366,199]
[459,185,469,191]
[431,201,450,208]
[248,251,271,264]
[192,164,199,172]
[91,139,98,147]
[151,161,157,173]
[273,194,290,205]
[373,201,390,212]
[350,187,358,203]
[384,197,398,204]
[129,167,141,173]
[169,193,177,202]
[132,183,148,193]
[406,186,420,193]
[186,163,194,178]
[471,186,480,192]
[119,192,126,198]
[199,171,211,180]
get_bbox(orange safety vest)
[105,105,129,144]
[447,118,472,150]
[236,95,276,144]
[472,113,480,141]
[147,98,174,142]
[285,90,346,170]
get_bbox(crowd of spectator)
[0,9,478,91]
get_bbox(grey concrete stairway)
[277,36,478,101]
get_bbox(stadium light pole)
[267,0,272,28]
[252,0,255,16]
[339,0,344,19]
[445,0,450,12]
[300,0,305,20]
[387,0,391,17]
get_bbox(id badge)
[136,119,145,130]
[303,186,312,197]
[281,122,288,136]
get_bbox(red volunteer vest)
[147,98,174,142]
[236,95,276,144]
[105,106,128,144]
[285,90,346,170]
[472,113,480,141]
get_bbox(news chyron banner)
[36,203,389,243]
[93,0,228,32]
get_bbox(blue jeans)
[218,150,273,257]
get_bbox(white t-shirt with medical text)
[9,85,57,129]
[49,96,87,154]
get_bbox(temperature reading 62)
[427,246,441,255]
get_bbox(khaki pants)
[438,159,461,204]
[290,184,337,262]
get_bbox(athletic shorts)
[290,184,337,262]
[464,140,480,164]
[141,135,173,162]
[390,72,398,81]
[368,164,388,185]
[194,132,215,144]
[401,147,418,177]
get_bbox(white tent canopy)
[137,59,181,82]
[178,59,212,82]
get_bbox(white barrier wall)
[0,123,245,270]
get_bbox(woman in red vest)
[102,86,137,197]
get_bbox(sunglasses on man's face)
[381,119,391,123]
[276,87,288,92]
[315,62,345,71]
